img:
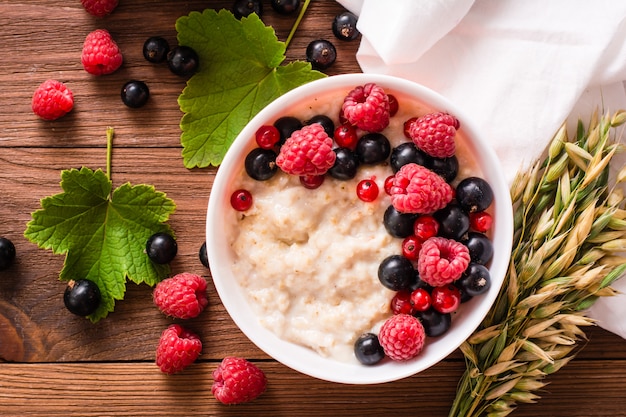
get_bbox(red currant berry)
[230,189,253,211]
[401,235,422,261]
[403,117,418,139]
[410,288,431,312]
[390,290,414,315]
[339,108,348,125]
[300,174,325,189]
[387,94,399,117]
[356,178,379,202]
[470,211,493,233]
[414,215,439,241]
[334,124,359,149]
[255,125,280,149]
[431,284,461,314]
[383,175,395,195]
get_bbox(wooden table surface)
[1,1,625,416]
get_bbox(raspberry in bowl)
[206,74,513,384]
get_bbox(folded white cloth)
[337,0,626,338]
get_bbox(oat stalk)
[449,109,626,417]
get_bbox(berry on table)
[0,237,16,271]
[212,357,267,404]
[270,0,300,15]
[332,11,360,41]
[232,0,263,18]
[328,147,359,180]
[342,83,390,132]
[167,45,199,77]
[356,178,379,202]
[354,333,385,365]
[199,241,210,268]
[121,80,150,108]
[409,112,459,158]
[245,148,278,181]
[306,39,337,71]
[63,279,101,316]
[155,324,202,375]
[231,189,253,211]
[276,123,336,176]
[80,0,118,17]
[142,36,170,63]
[378,313,426,361]
[146,232,177,264]
[153,272,209,319]
[378,255,417,291]
[456,177,494,213]
[389,163,454,214]
[417,237,470,287]
[31,79,74,121]
[81,29,123,75]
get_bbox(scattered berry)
[245,148,278,181]
[232,0,263,18]
[456,263,491,297]
[390,290,414,315]
[401,235,422,261]
[462,232,494,265]
[146,232,177,264]
[64,279,101,316]
[167,45,199,77]
[121,80,150,108]
[417,237,471,287]
[342,83,390,132]
[155,324,202,374]
[143,36,170,63]
[199,241,210,268]
[409,112,458,158]
[31,80,74,121]
[431,284,462,314]
[212,357,267,404]
[383,205,418,238]
[306,39,337,71]
[434,204,470,240]
[81,29,123,75]
[415,308,451,337]
[328,147,359,180]
[378,313,426,361]
[413,215,439,242]
[354,333,385,365]
[332,11,360,41]
[270,0,300,14]
[231,189,253,211]
[333,123,359,149]
[409,288,431,312]
[356,178,379,202]
[378,255,416,291]
[255,125,281,149]
[153,272,209,319]
[276,123,336,176]
[0,237,16,270]
[470,211,493,233]
[456,177,494,213]
[389,163,454,214]
[80,0,118,17]
[355,133,391,164]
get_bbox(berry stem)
[285,0,311,50]
[106,126,114,182]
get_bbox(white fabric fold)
[337,0,626,338]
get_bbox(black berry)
[0,237,16,271]
[332,12,360,41]
[434,204,470,240]
[270,0,300,15]
[142,36,170,63]
[146,232,177,264]
[456,263,491,297]
[306,39,337,71]
[305,114,335,137]
[354,333,385,365]
[415,309,451,337]
[232,0,263,18]
[378,255,417,291]
[64,279,101,317]
[356,133,391,165]
[461,232,494,265]
[456,177,494,213]
[328,147,359,180]
[167,45,200,77]
[199,241,209,268]
[121,80,150,108]
[427,155,459,183]
[245,148,278,181]
[273,116,302,145]
[390,142,427,173]
[383,205,418,238]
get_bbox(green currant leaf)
[24,167,176,323]
[176,9,327,168]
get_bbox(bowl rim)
[206,73,513,384]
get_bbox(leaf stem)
[106,126,114,181]
[285,0,311,50]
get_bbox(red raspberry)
[276,123,336,176]
[389,163,453,214]
[81,29,123,75]
[378,313,426,361]
[153,272,209,319]
[155,324,202,374]
[417,237,471,287]
[212,357,267,405]
[341,83,390,132]
[409,112,459,158]
[81,0,118,17]
[31,80,74,121]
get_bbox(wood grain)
[1,1,625,416]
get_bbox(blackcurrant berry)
[383,205,418,238]
[456,263,491,297]
[146,232,177,264]
[0,237,16,271]
[456,177,494,212]
[245,148,278,181]
[354,333,385,365]
[167,45,200,77]
[199,241,209,268]
[306,39,337,71]
[306,114,335,137]
[378,255,417,291]
[426,155,458,183]
[142,36,170,63]
[232,0,263,18]
[355,133,391,165]
[121,80,150,108]
[64,279,101,317]
[415,309,451,337]
[273,116,302,145]
[332,11,360,41]
[270,0,300,15]
[461,232,494,265]
[434,204,470,240]
[390,142,427,173]
[328,147,359,180]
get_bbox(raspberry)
[81,29,123,75]
[31,80,74,121]
[155,324,202,374]
[342,83,390,132]
[417,237,471,287]
[153,272,209,319]
[389,163,454,214]
[211,357,267,405]
[378,313,426,361]
[80,0,118,17]
[409,112,459,158]
[275,123,336,176]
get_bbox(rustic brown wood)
[1,1,625,416]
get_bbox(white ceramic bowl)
[206,74,513,384]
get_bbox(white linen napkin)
[336,0,626,338]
